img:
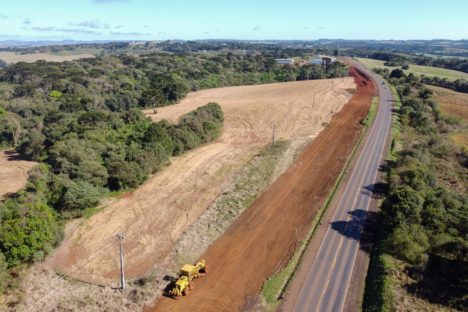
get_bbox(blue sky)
[0,0,467,41]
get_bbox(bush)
[49,90,62,99]
[387,224,429,265]
[0,199,59,267]
[60,180,102,211]
[383,185,424,226]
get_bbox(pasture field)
[357,57,468,81]
[429,85,468,150]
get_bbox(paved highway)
[291,62,393,311]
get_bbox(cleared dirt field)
[0,51,94,64]
[0,150,36,198]
[48,78,355,285]
[146,67,374,312]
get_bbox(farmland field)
[357,57,468,81]
[429,85,468,121]
[429,85,468,149]
[48,78,355,285]
[0,51,95,64]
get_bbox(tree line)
[365,69,467,310]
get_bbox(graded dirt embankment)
[48,78,355,285]
[0,150,36,198]
[146,67,374,312]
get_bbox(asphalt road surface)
[291,63,393,312]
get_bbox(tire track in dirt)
[145,68,374,312]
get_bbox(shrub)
[387,224,429,265]
[49,90,62,99]
[0,199,59,266]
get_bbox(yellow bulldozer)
[168,260,207,298]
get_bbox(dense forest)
[365,70,467,310]
[0,52,348,291]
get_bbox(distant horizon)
[1,38,467,45]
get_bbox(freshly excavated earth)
[146,67,374,312]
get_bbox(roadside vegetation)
[363,69,467,311]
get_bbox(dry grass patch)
[0,52,94,64]
[0,150,36,198]
[449,131,468,150]
[429,85,468,122]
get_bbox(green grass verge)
[261,95,381,310]
[362,96,379,126]
[357,57,468,81]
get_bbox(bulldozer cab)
[180,264,196,279]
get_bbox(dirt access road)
[49,78,354,285]
[146,67,375,311]
[0,150,36,198]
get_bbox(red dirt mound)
[145,67,375,312]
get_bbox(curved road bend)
[290,62,393,312]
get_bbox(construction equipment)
[168,260,207,298]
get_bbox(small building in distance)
[275,58,295,65]
[309,58,323,65]
[129,41,146,47]
[308,55,337,66]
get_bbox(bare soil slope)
[146,67,374,312]
[0,150,36,198]
[49,78,355,285]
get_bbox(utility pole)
[116,233,126,291]
[271,123,276,147]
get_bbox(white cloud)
[110,31,148,36]
[70,20,109,29]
